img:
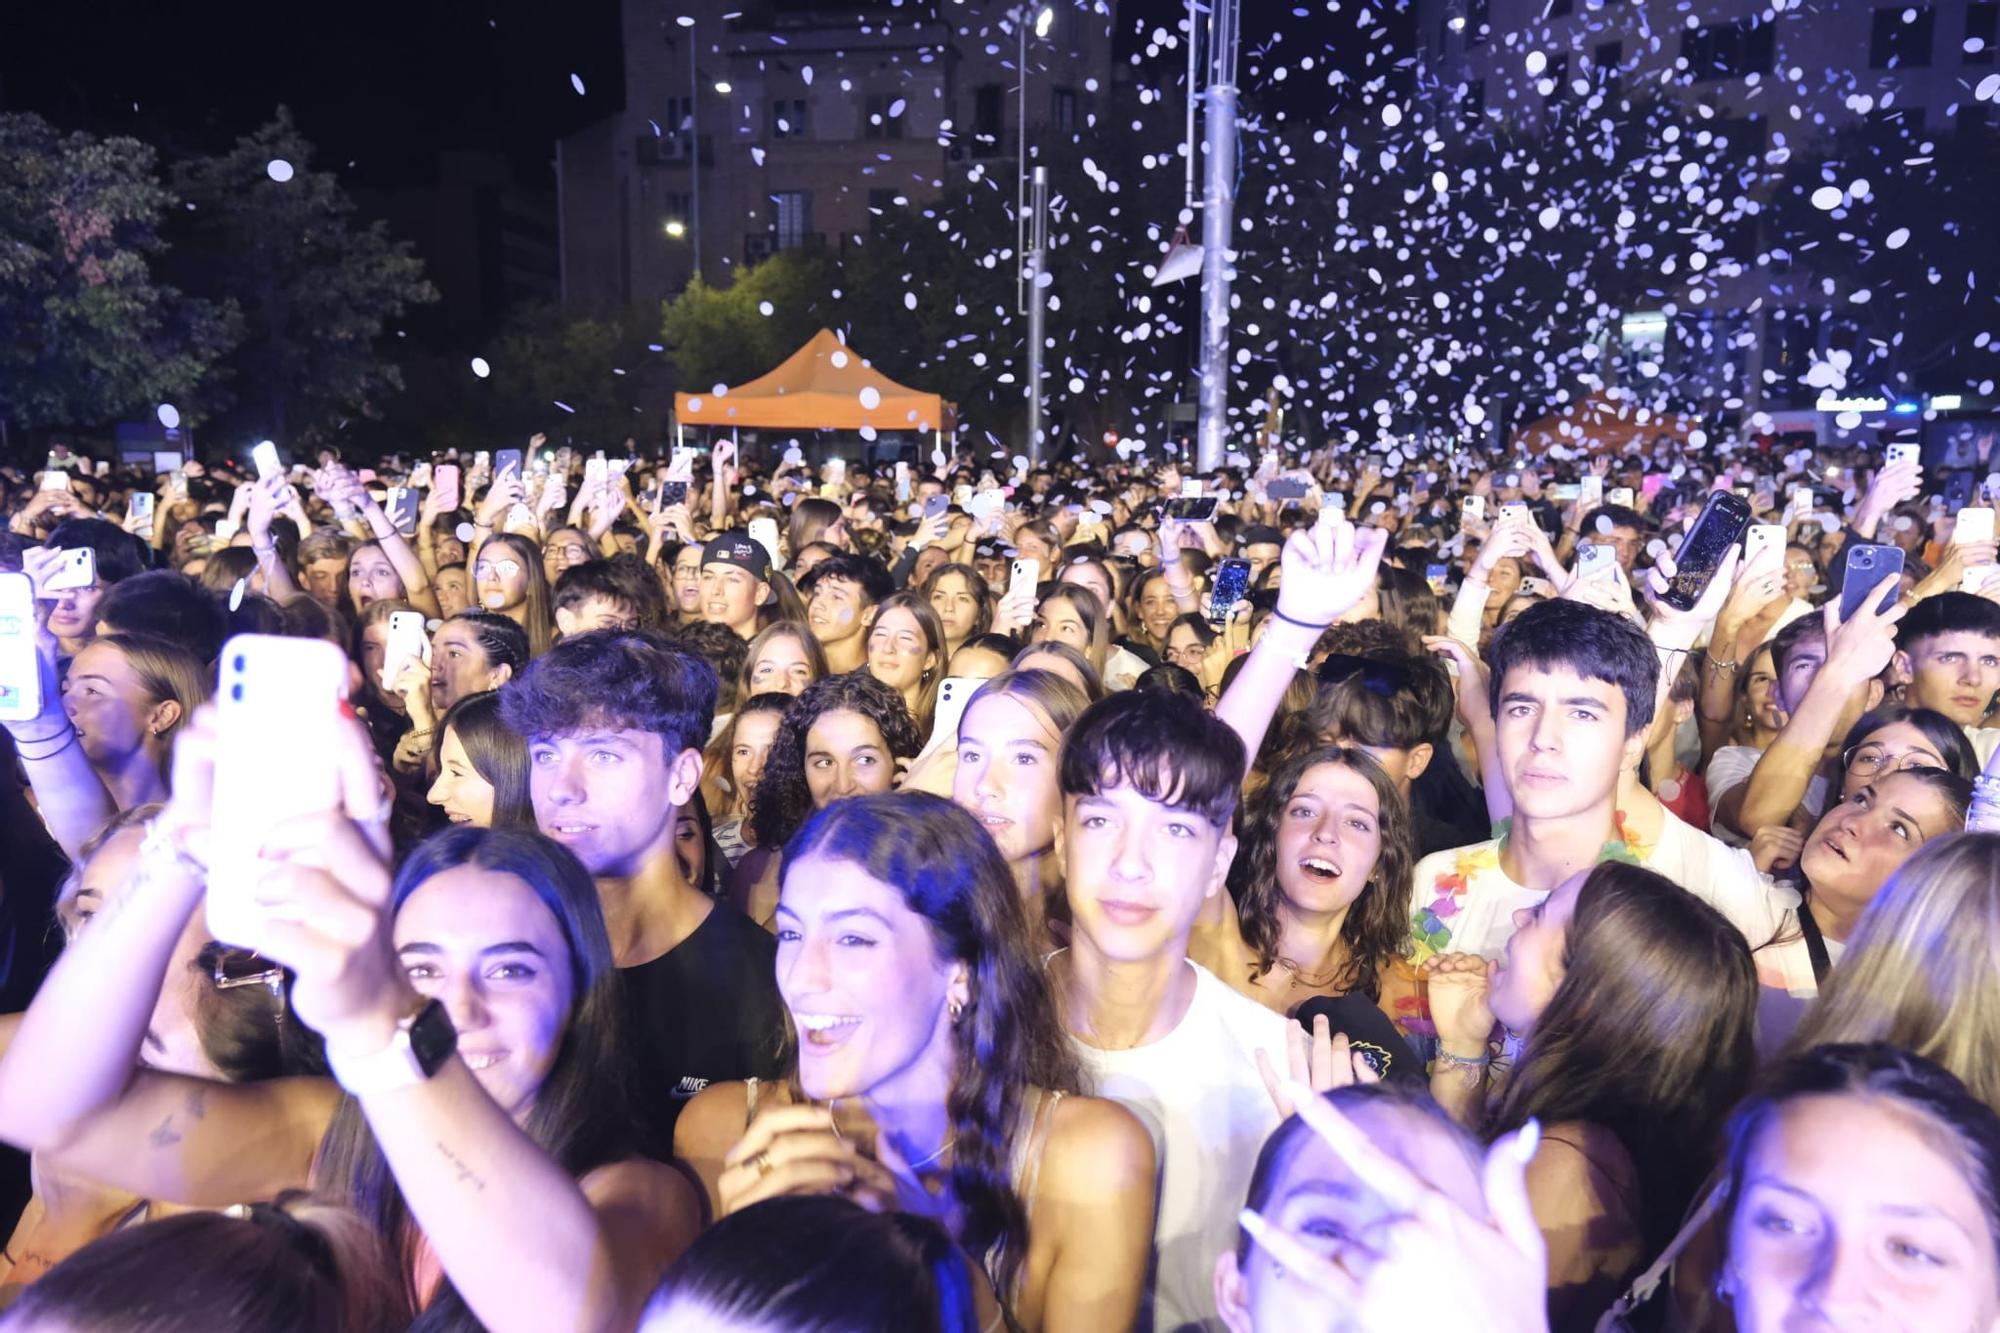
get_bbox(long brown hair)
[778,792,1083,1302]
[1225,745,1412,998]
[476,533,555,656]
[1489,862,1757,1255]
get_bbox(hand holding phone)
[1655,492,1752,613]
[1839,544,1907,624]
[0,574,45,723]
[1207,557,1252,626]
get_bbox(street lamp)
[714,80,732,94]
[1016,3,1057,314]
[664,219,687,239]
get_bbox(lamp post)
[1026,166,1049,465]
[1194,0,1240,473]
[1016,4,1054,316]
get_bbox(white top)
[1072,961,1289,1333]
[1970,725,2000,769]
[1410,808,1797,965]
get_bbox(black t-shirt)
[1294,992,1423,1086]
[620,903,786,1159]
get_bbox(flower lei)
[1411,811,1645,963]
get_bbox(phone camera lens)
[230,682,244,702]
[232,654,246,673]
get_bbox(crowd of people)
[0,426,1996,1331]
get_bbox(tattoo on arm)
[146,1085,207,1150]
[436,1140,487,1192]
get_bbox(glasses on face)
[547,544,589,563]
[1167,643,1207,665]
[474,559,522,580]
[1843,744,1947,778]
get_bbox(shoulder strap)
[744,1077,762,1120]
[1593,1179,1726,1333]
[1797,899,1831,984]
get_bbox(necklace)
[829,1098,954,1171]
[1273,953,1348,990]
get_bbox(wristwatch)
[329,998,457,1096]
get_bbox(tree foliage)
[0,113,232,436]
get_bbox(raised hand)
[1273,509,1389,630]
[1421,952,1498,1057]
[1256,1015,1382,1119]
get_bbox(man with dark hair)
[799,553,895,675]
[552,560,642,637]
[499,629,783,1151]
[699,530,774,640]
[38,517,147,658]
[1413,597,1771,963]
[1563,502,1648,574]
[1052,689,1287,1333]
[1236,524,1283,585]
[1892,591,2000,763]
[93,570,229,667]
[1308,651,1471,855]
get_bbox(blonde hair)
[93,632,211,764]
[1782,832,2000,1110]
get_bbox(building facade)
[557,0,1117,310]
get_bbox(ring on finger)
[746,1150,774,1177]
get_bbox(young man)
[1053,690,1289,1333]
[499,630,784,1155]
[799,552,894,674]
[1410,598,1775,964]
[1236,524,1283,586]
[1892,591,2000,764]
[1309,649,1476,857]
[551,560,643,638]
[699,530,774,640]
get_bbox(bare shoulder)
[672,1079,752,1162]
[1040,1094,1156,1192]
[580,1157,700,1212]
[1527,1120,1639,1221]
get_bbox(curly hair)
[1225,745,1413,997]
[749,673,922,849]
[499,628,719,760]
[779,792,1084,1300]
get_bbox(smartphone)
[922,493,950,521]
[1886,442,1923,470]
[1268,477,1310,501]
[1461,495,1486,524]
[584,455,608,487]
[952,484,974,507]
[930,675,981,749]
[1576,542,1619,580]
[385,487,419,535]
[252,441,282,480]
[473,450,491,472]
[658,481,689,509]
[0,574,41,723]
[748,518,782,568]
[168,470,189,502]
[1659,492,1753,612]
[381,610,430,691]
[1958,508,1997,546]
[1744,523,1787,564]
[206,635,354,951]
[1424,563,1449,593]
[38,469,70,493]
[1548,483,1582,502]
[38,547,95,594]
[1208,557,1253,626]
[128,491,155,524]
[1165,496,1219,523]
[1579,474,1605,509]
[433,464,461,512]
[1607,486,1635,509]
[1839,544,1907,623]
[895,462,912,504]
[1499,501,1530,525]
[1009,559,1042,598]
[495,448,524,479]
[213,518,240,542]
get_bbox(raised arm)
[245,476,303,603]
[1214,511,1388,764]
[1,597,116,860]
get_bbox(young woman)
[1423,861,1758,1332]
[700,693,791,868]
[676,793,1156,1333]
[949,670,1090,951]
[1703,642,1786,840]
[1164,614,1217,677]
[641,1197,982,1333]
[738,622,826,700]
[1193,746,1414,1020]
[1059,556,1125,637]
[1030,585,1110,677]
[472,533,555,657]
[61,633,207,815]
[1126,570,1183,654]
[667,543,705,626]
[434,564,473,619]
[787,496,847,560]
[429,610,530,718]
[731,673,923,927]
[1705,1043,2000,1333]
[542,525,596,586]
[950,633,1022,684]
[346,541,412,618]
[0,756,701,1333]
[865,592,946,732]
[922,563,993,660]
[427,691,534,829]
[1010,641,1105,702]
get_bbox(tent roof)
[674,329,954,432]
[1510,393,1701,455]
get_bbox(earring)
[948,999,965,1025]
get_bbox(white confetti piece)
[470,357,490,378]
[266,159,294,182]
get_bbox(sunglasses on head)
[1315,653,1414,697]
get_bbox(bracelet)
[1269,608,1331,633]
[141,816,209,877]
[405,727,435,744]
[1434,1047,1492,1070]
[1705,656,1740,673]
[13,726,79,762]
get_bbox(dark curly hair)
[749,672,922,849]
[499,628,718,760]
[779,793,1084,1300]
[1226,745,1414,997]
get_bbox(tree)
[169,108,437,446]
[0,113,232,441]
[660,250,839,394]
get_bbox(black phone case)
[1661,493,1753,611]
[1207,559,1252,623]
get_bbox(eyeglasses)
[200,944,287,998]
[474,560,523,579]
[1316,653,1415,697]
[1843,744,1947,778]
[1167,643,1208,664]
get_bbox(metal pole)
[689,32,702,284]
[1026,166,1049,465]
[1184,0,1202,212]
[1194,0,1239,474]
[1016,10,1028,316]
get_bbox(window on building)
[1967,1,1997,64]
[1464,77,1485,119]
[864,93,905,140]
[972,84,1004,155]
[1870,5,1936,67]
[1594,39,1624,97]
[770,98,808,139]
[1053,87,1078,133]
[663,96,696,157]
[1467,0,1489,44]
[1682,17,1775,80]
[1542,52,1568,99]
[771,191,813,250]
[1548,0,1574,17]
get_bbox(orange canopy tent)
[673,329,956,435]
[1509,393,1701,456]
